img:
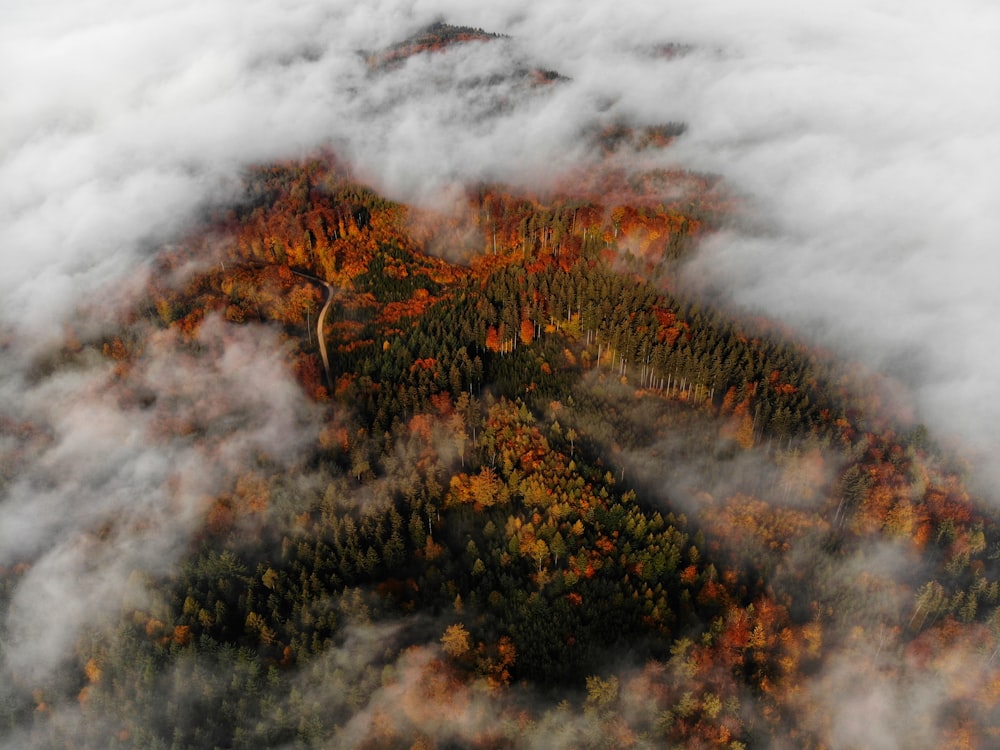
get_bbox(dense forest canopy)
[2,145,997,749]
[2,13,999,750]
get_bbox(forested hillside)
[2,144,998,749]
[2,20,997,750]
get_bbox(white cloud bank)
[3,0,997,463]
[0,0,997,726]
[660,0,1000,476]
[0,317,321,682]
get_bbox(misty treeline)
[4,153,1000,749]
[365,22,507,73]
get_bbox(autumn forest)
[2,19,999,750]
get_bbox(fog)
[4,0,997,457]
[663,0,1000,481]
[2,0,998,746]
[0,317,321,684]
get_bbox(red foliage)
[430,392,453,416]
[408,413,435,441]
[485,326,502,353]
[520,318,535,345]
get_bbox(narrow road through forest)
[289,268,335,393]
[240,260,336,393]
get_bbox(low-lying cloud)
[1,317,320,682]
[2,0,998,746]
[4,0,996,466]
[660,0,1000,480]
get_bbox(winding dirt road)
[289,268,335,392]
[240,261,336,392]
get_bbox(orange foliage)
[431,392,453,415]
[206,498,235,535]
[408,413,435,441]
[702,494,820,560]
[235,473,269,514]
[653,308,676,328]
[102,337,131,362]
[520,318,535,345]
[485,326,502,353]
[409,358,438,373]
[595,536,615,553]
[334,373,357,398]
[84,658,103,684]
[335,339,373,354]
[377,295,436,324]
[172,625,191,646]
[735,413,755,449]
[319,425,350,452]
[292,352,326,400]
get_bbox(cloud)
[656,0,1000,480]
[7,0,995,481]
[2,0,999,745]
[0,316,321,682]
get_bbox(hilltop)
[2,20,998,750]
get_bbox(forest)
[2,20,998,750]
[1,145,998,749]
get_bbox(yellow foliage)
[84,658,102,684]
[736,413,755,449]
[440,623,471,658]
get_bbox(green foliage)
[353,244,442,302]
[9,154,999,750]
